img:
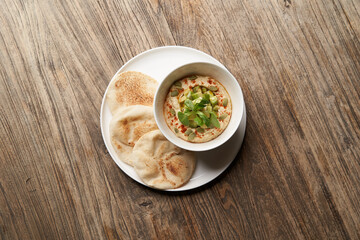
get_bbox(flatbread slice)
[132,130,196,189]
[106,71,158,115]
[109,105,158,166]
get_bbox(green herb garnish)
[194,116,203,126]
[196,111,211,127]
[178,112,189,126]
[177,85,223,141]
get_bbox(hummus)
[164,75,232,143]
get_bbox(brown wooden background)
[1,0,359,239]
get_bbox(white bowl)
[154,62,244,151]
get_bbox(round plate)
[100,46,246,191]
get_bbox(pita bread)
[109,105,158,166]
[132,130,196,189]
[106,71,158,115]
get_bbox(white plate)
[100,46,246,191]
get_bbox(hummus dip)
[164,75,232,143]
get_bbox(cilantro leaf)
[193,104,205,111]
[196,111,210,127]
[200,98,210,104]
[178,112,189,126]
[193,99,209,111]
[185,111,196,120]
[184,108,191,113]
[194,116,203,126]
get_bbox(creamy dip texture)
[164,75,232,143]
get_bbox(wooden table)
[1,0,359,239]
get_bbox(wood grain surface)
[1,0,359,239]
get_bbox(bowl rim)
[154,61,244,151]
